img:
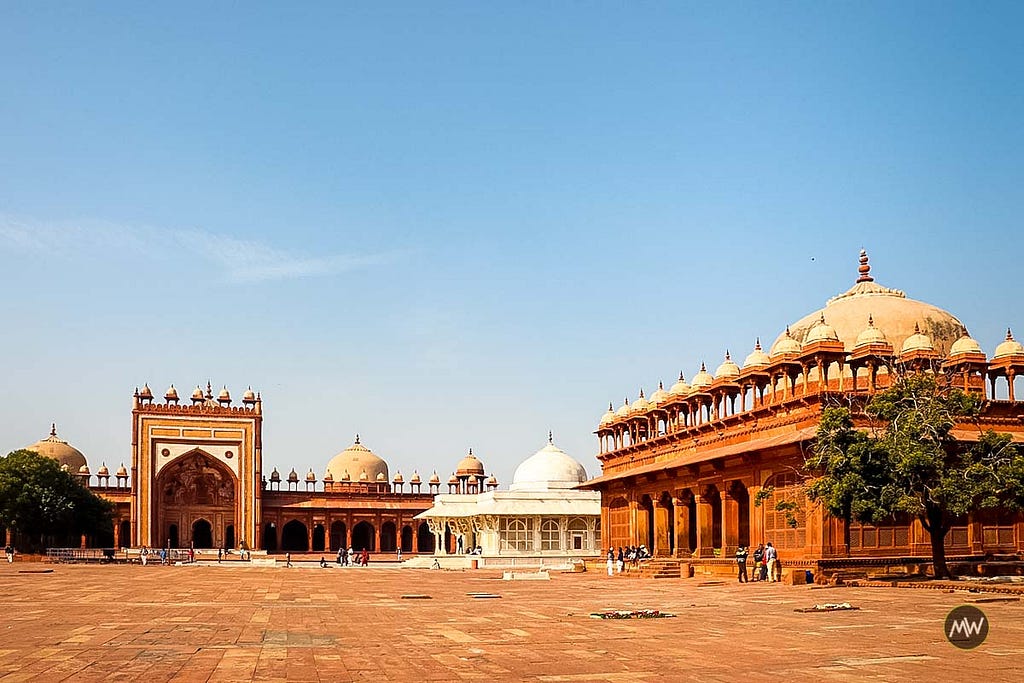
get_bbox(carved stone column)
[694,493,715,558]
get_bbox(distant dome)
[97,463,110,477]
[854,315,888,348]
[325,435,388,483]
[428,471,440,485]
[630,389,650,414]
[649,382,670,405]
[615,398,631,418]
[770,327,801,357]
[994,329,1024,359]
[776,251,965,356]
[510,439,588,491]
[410,471,422,484]
[305,468,316,483]
[949,333,983,357]
[455,449,485,477]
[670,372,691,396]
[116,463,128,478]
[714,352,740,380]
[600,403,616,426]
[743,340,770,369]
[803,315,840,345]
[900,323,935,354]
[690,363,713,390]
[25,424,87,472]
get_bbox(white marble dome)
[510,440,588,492]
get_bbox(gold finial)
[857,249,874,283]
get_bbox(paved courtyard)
[0,561,1020,682]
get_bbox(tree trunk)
[924,508,951,580]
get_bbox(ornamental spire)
[857,249,874,283]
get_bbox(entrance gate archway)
[352,521,375,551]
[281,520,309,551]
[192,519,213,548]
[155,450,236,550]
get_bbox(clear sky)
[1,3,1022,486]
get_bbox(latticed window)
[762,473,806,551]
[848,514,911,551]
[501,518,532,551]
[541,519,561,550]
[609,498,629,548]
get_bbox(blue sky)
[2,3,1022,485]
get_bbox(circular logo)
[944,605,988,649]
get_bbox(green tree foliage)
[807,373,1024,579]
[0,449,113,550]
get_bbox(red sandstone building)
[583,252,1024,575]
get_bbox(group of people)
[605,545,652,574]
[328,546,370,567]
[734,542,782,583]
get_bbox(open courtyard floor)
[0,562,1021,682]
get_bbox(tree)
[807,373,1024,579]
[0,449,113,551]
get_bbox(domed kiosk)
[324,436,389,486]
[415,434,601,568]
[25,424,87,473]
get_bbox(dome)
[410,471,422,484]
[714,352,740,380]
[242,386,256,404]
[359,470,369,482]
[164,384,179,402]
[690,363,713,390]
[323,469,334,483]
[325,435,389,484]
[191,386,205,401]
[428,471,441,485]
[615,398,631,418]
[511,438,588,491]
[447,473,459,485]
[455,448,485,477]
[305,468,316,483]
[854,315,888,348]
[803,314,840,346]
[994,329,1024,359]
[742,340,770,369]
[649,382,670,405]
[116,463,128,478]
[287,468,298,483]
[630,389,650,413]
[270,467,280,482]
[770,327,801,357]
[486,475,498,487]
[97,463,110,477]
[138,384,153,400]
[775,251,966,356]
[393,471,404,484]
[949,332,983,357]
[376,472,386,482]
[670,372,691,396]
[600,403,616,426]
[78,464,90,475]
[900,323,935,354]
[341,470,351,482]
[25,424,87,472]
[217,386,231,402]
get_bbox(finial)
[658,380,664,389]
[355,433,360,444]
[624,396,629,405]
[205,381,213,399]
[857,249,874,283]
[867,314,874,327]
[134,387,139,398]
[548,430,553,444]
[785,325,793,339]
[725,350,731,360]
[754,337,762,350]
[639,388,645,399]
[819,313,826,325]
[913,322,921,334]
[50,423,57,437]
[608,402,613,411]
[1007,328,1014,340]
[678,371,685,381]
[700,361,707,371]
[468,447,473,455]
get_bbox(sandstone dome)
[774,252,966,357]
[25,424,87,472]
[325,436,388,483]
[455,449,485,477]
[510,438,588,491]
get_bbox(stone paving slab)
[0,564,1020,681]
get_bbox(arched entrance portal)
[380,522,397,552]
[417,522,435,553]
[401,525,414,552]
[330,521,346,551]
[352,521,375,551]
[263,523,278,552]
[281,520,308,552]
[192,519,213,548]
[155,450,236,550]
[312,524,326,552]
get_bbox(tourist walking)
[285,552,292,568]
[140,546,149,566]
[396,547,402,562]
[606,548,614,576]
[735,546,748,583]
[616,547,624,573]
[5,545,13,563]
[765,542,778,582]
[217,548,223,563]
[336,547,343,565]
[751,544,764,581]
[159,547,167,565]
[361,548,369,566]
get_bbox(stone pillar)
[722,492,739,556]
[653,501,670,557]
[374,525,381,553]
[694,494,715,558]
[113,519,121,549]
[673,498,691,557]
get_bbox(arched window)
[567,517,588,551]
[541,519,560,550]
[501,518,531,551]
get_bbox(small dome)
[994,328,1024,359]
[600,403,616,426]
[649,381,670,404]
[323,469,334,483]
[630,389,650,413]
[949,332,983,357]
[305,468,316,483]
[78,464,90,475]
[25,424,87,472]
[670,372,691,396]
[139,384,153,400]
[410,471,422,484]
[359,470,369,482]
[341,470,351,482]
[242,386,256,403]
[270,467,280,482]
[804,314,840,346]
[770,326,801,357]
[164,384,179,402]
[428,471,441,485]
[900,323,935,354]
[690,363,713,390]
[116,463,128,477]
[447,473,459,485]
[97,463,110,477]
[393,471,404,484]
[714,352,740,380]
[486,474,498,487]
[455,448,485,477]
[325,435,389,484]
[287,468,299,483]
[191,386,205,400]
[615,398,631,418]
[854,315,887,348]
[376,472,386,482]
[218,386,231,402]
[511,438,588,491]
[742,339,770,369]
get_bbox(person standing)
[361,548,369,566]
[141,546,149,566]
[751,544,764,582]
[5,545,13,563]
[285,552,292,568]
[765,542,778,583]
[606,548,615,576]
[217,548,223,563]
[616,547,625,573]
[396,547,402,562]
[336,547,343,565]
[735,546,748,583]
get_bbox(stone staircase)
[630,559,682,579]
